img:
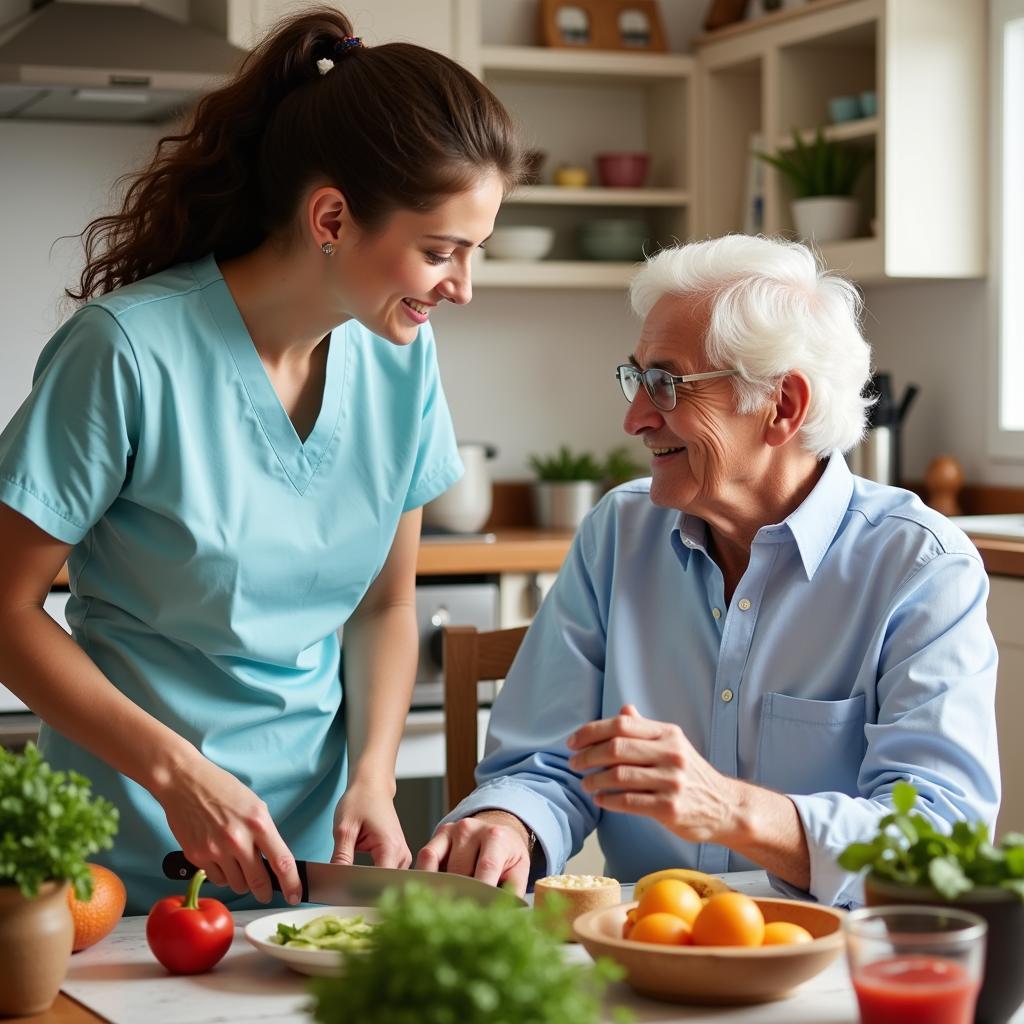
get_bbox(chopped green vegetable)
[837,781,1024,900]
[268,914,377,951]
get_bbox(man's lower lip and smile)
[650,445,686,459]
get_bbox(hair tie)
[317,36,363,75]
[334,36,364,56]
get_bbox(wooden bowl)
[572,897,845,1005]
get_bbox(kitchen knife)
[162,851,527,908]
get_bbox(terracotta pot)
[0,880,74,1016]
[864,875,1024,1024]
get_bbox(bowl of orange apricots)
[570,868,845,1005]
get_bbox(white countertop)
[60,870,1024,1024]
[59,872,862,1024]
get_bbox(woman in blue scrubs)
[0,9,522,913]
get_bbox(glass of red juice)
[845,906,987,1024]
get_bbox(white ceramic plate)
[244,905,378,977]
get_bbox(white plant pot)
[791,197,860,244]
[532,481,602,531]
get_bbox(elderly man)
[417,235,1000,907]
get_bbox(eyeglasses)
[615,364,739,412]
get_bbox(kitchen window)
[992,0,1024,456]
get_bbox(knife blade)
[162,851,527,908]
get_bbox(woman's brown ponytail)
[70,6,522,301]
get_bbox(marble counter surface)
[55,870,1024,1024]
[54,873,862,1024]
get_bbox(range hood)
[0,1,248,122]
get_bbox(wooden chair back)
[442,624,528,812]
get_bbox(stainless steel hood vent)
[0,2,248,122]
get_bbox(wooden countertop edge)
[973,537,1024,578]
[48,533,1024,588]
[50,530,575,589]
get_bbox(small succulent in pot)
[754,127,873,243]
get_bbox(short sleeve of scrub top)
[0,254,463,912]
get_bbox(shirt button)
[721,688,734,703]
[711,607,721,620]
[738,598,751,611]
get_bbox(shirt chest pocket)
[755,691,867,797]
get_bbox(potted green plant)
[754,127,873,243]
[0,743,118,1017]
[528,445,647,530]
[309,883,623,1024]
[838,781,1024,1024]
[529,445,606,531]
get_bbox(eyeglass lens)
[618,366,676,411]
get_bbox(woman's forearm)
[0,604,201,797]
[341,601,418,791]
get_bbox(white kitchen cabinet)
[201,1,454,54]
[694,0,985,282]
[985,576,1024,837]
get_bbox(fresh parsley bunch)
[0,743,119,900]
[309,883,628,1024]
[838,781,1024,900]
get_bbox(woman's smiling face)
[332,172,504,344]
[624,294,768,517]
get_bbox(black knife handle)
[161,850,309,902]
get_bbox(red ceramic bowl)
[595,152,650,188]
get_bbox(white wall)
[0,123,642,480]
[0,121,163,421]
[863,279,1024,488]
[1,122,1018,485]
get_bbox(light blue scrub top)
[0,254,462,913]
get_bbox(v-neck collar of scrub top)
[192,253,346,495]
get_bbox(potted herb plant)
[838,781,1024,1024]
[755,127,873,243]
[309,883,622,1024]
[529,445,647,530]
[529,445,606,531]
[0,743,119,1017]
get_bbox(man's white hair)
[629,235,872,457]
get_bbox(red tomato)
[146,869,234,974]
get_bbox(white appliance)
[412,577,501,708]
[0,590,71,713]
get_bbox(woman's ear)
[765,371,812,448]
[307,186,347,250]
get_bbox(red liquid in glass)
[853,955,980,1024]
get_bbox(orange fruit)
[622,908,637,939]
[761,921,813,946]
[67,863,126,952]
[635,878,703,925]
[627,911,692,946]
[690,892,765,947]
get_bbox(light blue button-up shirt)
[445,453,1000,906]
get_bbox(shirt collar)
[781,451,854,580]
[668,451,854,580]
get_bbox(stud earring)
[321,241,335,255]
